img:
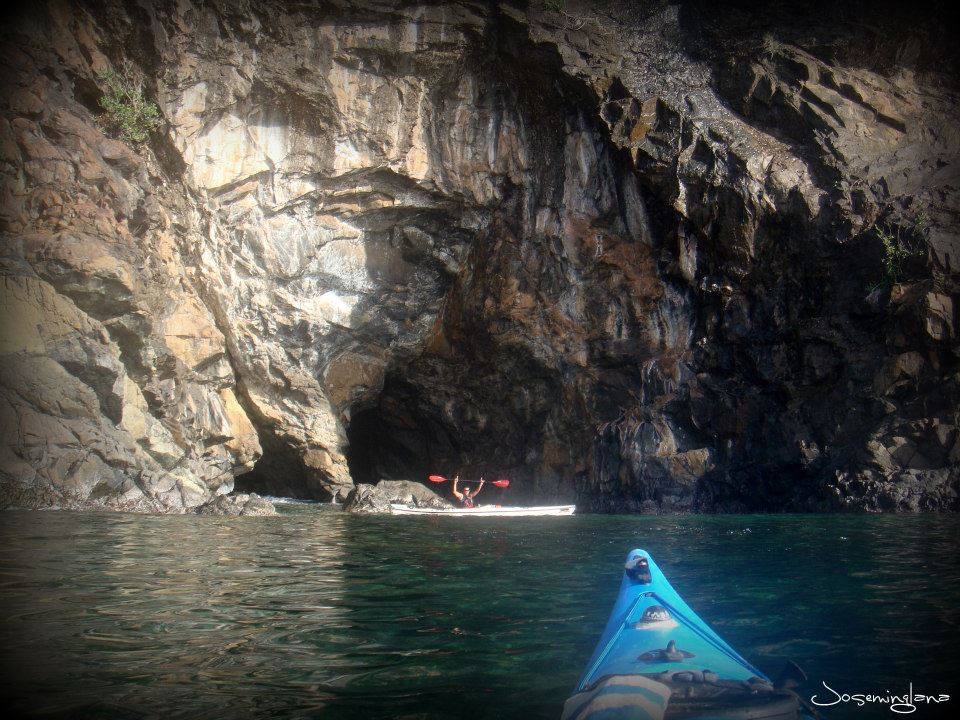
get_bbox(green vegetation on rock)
[97,66,161,144]
[876,215,926,286]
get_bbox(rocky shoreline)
[195,492,278,516]
[1,1,957,514]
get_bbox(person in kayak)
[452,476,485,508]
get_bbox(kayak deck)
[390,504,575,517]
[567,550,811,720]
[577,549,765,691]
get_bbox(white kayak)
[389,503,575,517]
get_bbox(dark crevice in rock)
[345,390,439,488]
[234,435,334,502]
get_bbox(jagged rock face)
[0,0,957,513]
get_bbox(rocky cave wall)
[0,0,957,513]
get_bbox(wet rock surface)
[343,480,451,514]
[196,492,277,517]
[0,0,957,513]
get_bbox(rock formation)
[196,492,277,516]
[343,479,451,514]
[1,0,957,513]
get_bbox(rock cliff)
[1,0,957,513]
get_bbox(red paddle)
[427,474,510,488]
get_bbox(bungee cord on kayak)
[566,550,820,720]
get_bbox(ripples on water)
[1,508,959,719]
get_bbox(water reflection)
[1,510,958,719]
[1,509,351,718]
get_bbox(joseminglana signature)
[811,681,950,714]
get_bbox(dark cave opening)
[343,375,462,490]
[340,356,559,506]
[233,435,334,502]
[345,405,425,487]
[343,395,516,507]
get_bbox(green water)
[1,508,958,719]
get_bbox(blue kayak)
[567,549,811,720]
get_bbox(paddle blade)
[428,474,448,483]
[492,479,510,488]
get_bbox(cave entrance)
[233,434,334,502]
[346,406,421,486]
[342,362,543,505]
[344,377,460,488]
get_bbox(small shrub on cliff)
[97,66,161,144]
[876,217,925,285]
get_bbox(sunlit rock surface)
[1,0,957,512]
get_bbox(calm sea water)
[1,507,958,720]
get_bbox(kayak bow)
[567,550,813,720]
[577,549,765,692]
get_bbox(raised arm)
[452,476,463,500]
